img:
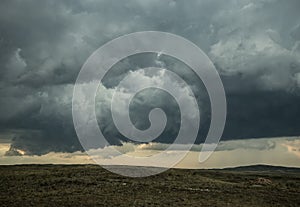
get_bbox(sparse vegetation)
[0,165,299,207]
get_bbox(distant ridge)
[1,164,300,173]
[223,164,300,173]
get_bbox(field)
[0,165,299,207]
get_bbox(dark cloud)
[0,0,300,154]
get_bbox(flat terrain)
[0,165,299,207]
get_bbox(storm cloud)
[0,0,300,155]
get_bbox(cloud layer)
[0,0,300,154]
[1,137,299,169]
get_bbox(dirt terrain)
[0,165,299,207]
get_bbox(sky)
[0,0,300,167]
[1,136,299,168]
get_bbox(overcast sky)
[0,0,300,156]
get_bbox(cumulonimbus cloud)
[0,0,300,154]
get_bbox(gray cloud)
[0,0,300,154]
